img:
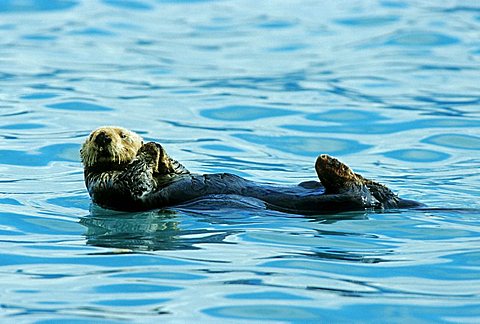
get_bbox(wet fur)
[81,126,144,169]
[81,126,422,213]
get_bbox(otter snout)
[95,132,112,147]
[82,126,145,168]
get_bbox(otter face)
[81,126,144,168]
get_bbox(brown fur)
[81,126,186,176]
[80,126,143,168]
[315,154,362,193]
[80,126,421,212]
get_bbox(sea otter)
[80,126,422,214]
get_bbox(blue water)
[1,0,479,322]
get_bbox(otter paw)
[315,154,362,193]
[139,141,160,155]
[138,142,161,169]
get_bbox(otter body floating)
[81,126,422,214]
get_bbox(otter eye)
[120,132,128,139]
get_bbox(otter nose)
[95,132,111,146]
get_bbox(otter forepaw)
[138,142,161,170]
[139,142,174,175]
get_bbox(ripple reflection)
[80,208,237,251]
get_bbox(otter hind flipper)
[314,154,382,209]
[315,154,364,194]
[315,154,421,209]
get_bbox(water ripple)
[335,15,400,27]
[1,0,479,322]
[200,105,299,121]
[46,101,114,111]
[382,149,450,162]
[234,133,372,157]
[384,30,460,47]
[102,0,153,10]
[423,134,480,150]
[0,144,78,166]
[0,0,78,13]
[204,305,325,321]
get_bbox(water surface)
[1,0,479,322]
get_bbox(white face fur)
[80,126,144,168]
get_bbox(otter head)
[81,126,144,169]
